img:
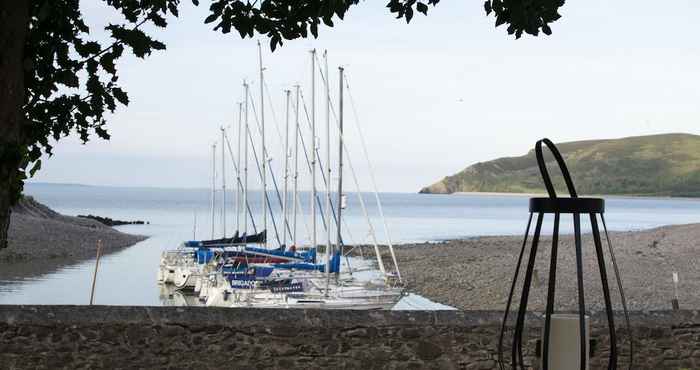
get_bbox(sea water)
[0,182,698,307]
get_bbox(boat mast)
[343,75,401,282]
[236,102,243,234]
[310,49,317,250]
[245,112,282,245]
[324,50,332,287]
[221,127,226,238]
[336,66,345,277]
[292,85,300,248]
[224,117,261,236]
[211,142,216,239]
[258,41,267,247]
[282,89,291,248]
[243,81,250,242]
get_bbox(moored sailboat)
[158,45,404,310]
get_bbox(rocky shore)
[391,223,700,311]
[0,197,146,281]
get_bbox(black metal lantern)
[498,139,632,370]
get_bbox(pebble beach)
[393,223,700,311]
[0,198,146,282]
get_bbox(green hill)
[419,133,700,197]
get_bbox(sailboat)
[158,45,404,310]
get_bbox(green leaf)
[205,13,219,24]
[152,40,166,50]
[99,53,117,75]
[495,14,506,27]
[86,59,98,74]
[310,22,318,38]
[29,160,42,177]
[75,41,102,57]
[386,0,402,13]
[542,24,552,35]
[112,87,129,106]
[108,26,163,58]
[150,13,168,27]
[416,2,428,15]
[168,2,179,16]
[95,125,111,140]
[55,70,79,88]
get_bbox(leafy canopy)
[17,0,564,196]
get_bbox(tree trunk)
[0,1,29,249]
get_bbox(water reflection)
[1,184,699,307]
[158,284,203,307]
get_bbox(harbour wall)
[0,306,698,369]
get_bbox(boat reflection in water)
[159,284,202,307]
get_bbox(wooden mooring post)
[89,240,103,305]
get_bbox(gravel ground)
[390,223,700,312]
[0,198,146,281]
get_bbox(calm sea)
[0,182,698,306]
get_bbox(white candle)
[542,314,590,370]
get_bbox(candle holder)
[497,138,632,370]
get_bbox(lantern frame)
[497,138,633,370]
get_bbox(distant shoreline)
[451,191,543,197]
[444,191,700,200]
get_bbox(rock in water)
[77,214,147,226]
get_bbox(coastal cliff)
[420,133,700,196]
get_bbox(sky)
[32,0,700,193]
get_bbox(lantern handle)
[535,138,578,198]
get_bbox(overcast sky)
[32,0,700,193]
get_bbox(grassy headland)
[420,133,700,197]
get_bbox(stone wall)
[0,306,698,369]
